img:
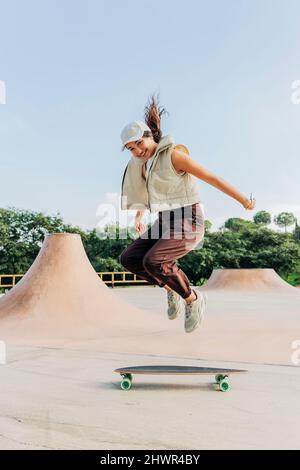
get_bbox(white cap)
[120,120,152,151]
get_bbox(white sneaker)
[167,290,185,320]
[184,290,208,333]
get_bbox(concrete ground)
[0,282,299,450]
[0,345,299,450]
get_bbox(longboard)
[114,365,248,392]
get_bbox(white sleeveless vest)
[120,134,201,213]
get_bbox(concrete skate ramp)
[0,233,299,365]
[200,268,298,292]
[0,233,165,344]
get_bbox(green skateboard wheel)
[215,374,224,383]
[121,378,132,390]
[219,379,230,392]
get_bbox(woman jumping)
[119,94,255,333]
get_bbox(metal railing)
[0,274,24,289]
[97,272,151,287]
[0,272,152,290]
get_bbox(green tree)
[253,211,271,226]
[0,206,84,273]
[1,206,300,290]
[238,227,300,275]
[204,220,212,233]
[293,220,300,243]
[224,217,255,232]
[274,212,297,233]
[83,224,129,272]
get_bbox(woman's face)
[125,137,157,160]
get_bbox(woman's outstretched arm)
[171,149,255,209]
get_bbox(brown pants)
[119,202,205,299]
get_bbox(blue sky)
[0,0,299,232]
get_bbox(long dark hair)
[143,93,169,143]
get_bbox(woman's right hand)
[135,211,146,233]
[135,219,146,234]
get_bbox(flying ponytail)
[143,93,169,143]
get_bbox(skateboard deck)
[114,365,248,392]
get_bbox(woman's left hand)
[242,196,256,210]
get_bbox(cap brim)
[121,131,144,152]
